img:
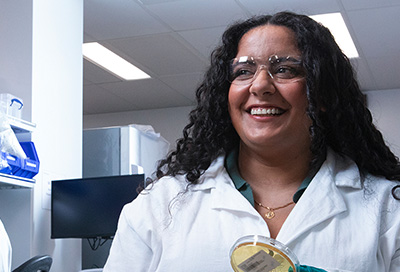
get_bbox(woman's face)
[228,25,311,152]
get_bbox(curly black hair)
[153,11,400,197]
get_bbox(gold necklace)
[254,200,295,219]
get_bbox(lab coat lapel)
[277,171,347,245]
[277,151,360,245]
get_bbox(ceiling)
[83,0,400,115]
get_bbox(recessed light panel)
[82,42,151,81]
[311,12,359,58]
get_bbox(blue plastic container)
[6,152,21,174]
[0,152,15,174]
[0,142,39,179]
[14,142,40,178]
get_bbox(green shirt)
[224,148,316,205]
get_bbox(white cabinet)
[0,116,36,189]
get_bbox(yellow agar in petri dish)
[230,236,298,272]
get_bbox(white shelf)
[0,116,36,189]
[0,173,35,189]
[8,115,36,133]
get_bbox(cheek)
[227,85,236,109]
[283,82,308,110]
[228,86,241,125]
[228,85,247,111]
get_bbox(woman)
[104,12,400,271]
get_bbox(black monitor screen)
[51,174,144,239]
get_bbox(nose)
[249,66,276,96]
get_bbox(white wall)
[0,1,83,271]
[365,89,400,157]
[84,106,194,150]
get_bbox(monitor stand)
[87,237,111,251]
[82,237,113,270]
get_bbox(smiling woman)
[103,11,400,272]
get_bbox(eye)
[271,64,303,79]
[230,63,257,81]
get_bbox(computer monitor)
[51,174,144,239]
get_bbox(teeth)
[250,108,283,116]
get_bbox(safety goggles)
[228,55,305,85]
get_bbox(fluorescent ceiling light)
[82,42,151,81]
[310,12,359,58]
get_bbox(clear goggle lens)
[229,55,305,85]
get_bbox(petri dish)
[230,235,299,272]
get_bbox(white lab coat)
[104,150,400,272]
[0,219,12,272]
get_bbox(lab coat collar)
[326,150,363,189]
[192,155,230,191]
[193,155,261,217]
[193,149,362,190]
[190,150,364,244]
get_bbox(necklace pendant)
[265,210,275,219]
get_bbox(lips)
[249,107,284,116]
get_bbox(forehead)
[237,25,300,57]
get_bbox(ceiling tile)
[138,0,185,5]
[108,33,208,77]
[83,84,135,114]
[178,26,226,58]
[368,54,400,90]
[84,0,170,41]
[83,78,93,86]
[145,0,248,31]
[237,0,341,15]
[346,6,400,58]
[340,0,400,10]
[101,78,193,110]
[83,59,122,84]
[160,73,204,101]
